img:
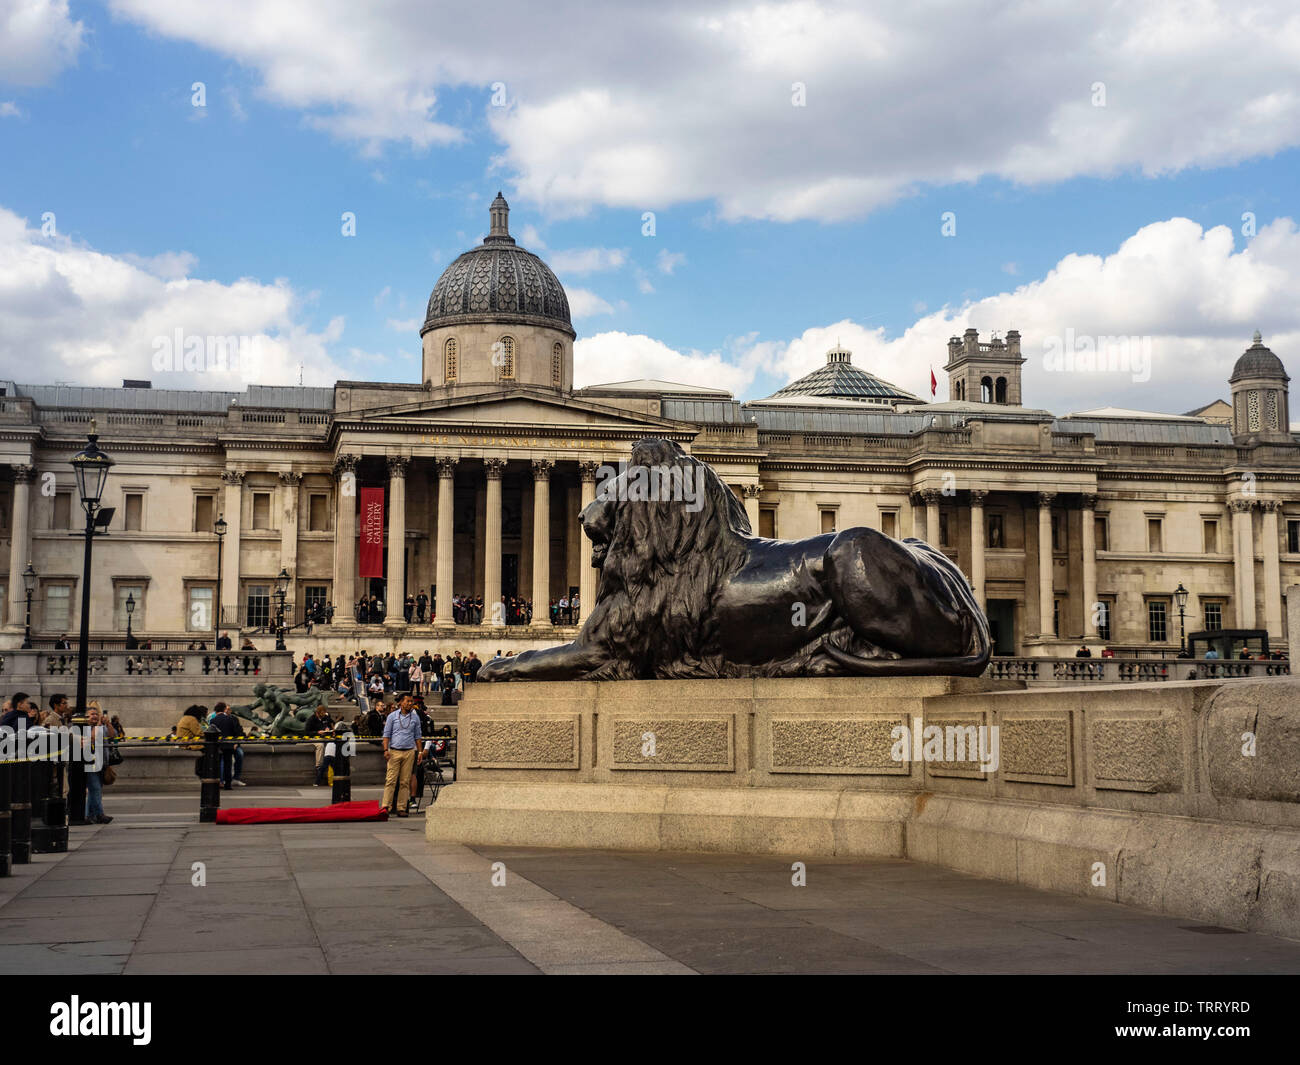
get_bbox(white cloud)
[0,100,22,117]
[0,0,84,86]
[106,1,1300,220]
[744,217,1300,414]
[576,330,752,394]
[386,316,422,332]
[567,288,614,319]
[517,223,546,250]
[547,246,626,274]
[0,206,353,388]
[656,249,686,274]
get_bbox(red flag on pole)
[930,368,938,397]
[359,486,385,579]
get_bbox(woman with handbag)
[83,703,118,824]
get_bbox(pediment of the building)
[334,387,687,437]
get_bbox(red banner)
[359,486,385,579]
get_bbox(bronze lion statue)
[479,438,990,681]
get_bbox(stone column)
[1261,500,1282,639]
[483,458,506,626]
[579,461,599,625]
[434,457,457,627]
[1081,493,1098,639]
[530,459,553,626]
[1038,492,1056,638]
[279,471,301,611]
[1231,500,1256,629]
[384,457,408,626]
[969,489,987,610]
[923,489,942,547]
[8,465,34,627]
[332,455,357,619]
[220,470,243,625]
[742,483,762,533]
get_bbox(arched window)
[552,342,563,387]
[443,338,458,383]
[497,335,516,379]
[956,379,964,401]
[995,377,1007,403]
[980,376,993,403]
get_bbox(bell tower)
[945,328,1025,405]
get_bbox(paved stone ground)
[2,786,1298,975]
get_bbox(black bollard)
[10,759,31,864]
[330,732,351,804]
[32,756,68,854]
[198,725,221,823]
[0,759,10,877]
[67,715,88,826]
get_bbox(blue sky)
[1,1,1299,414]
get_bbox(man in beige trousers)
[381,696,423,817]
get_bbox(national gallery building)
[0,194,1296,658]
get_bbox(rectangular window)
[124,493,143,532]
[245,585,270,628]
[1202,519,1218,554]
[252,492,271,531]
[820,510,836,535]
[939,511,951,547]
[53,492,71,530]
[1095,515,1109,552]
[759,508,776,539]
[1096,599,1112,641]
[1147,599,1168,642]
[1147,518,1163,553]
[303,585,328,622]
[880,511,897,538]
[1052,598,1060,637]
[45,585,71,631]
[188,586,214,631]
[114,584,144,631]
[1051,513,1065,552]
[987,513,1004,549]
[1288,519,1300,554]
[195,494,214,532]
[1203,601,1223,632]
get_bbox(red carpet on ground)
[216,800,390,825]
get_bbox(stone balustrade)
[986,655,1289,685]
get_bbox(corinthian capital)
[221,470,245,486]
[386,456,409,479]
[435,456,458,479]
[532,458,554,482]
[12,464,36,484]
[484,457,508,480]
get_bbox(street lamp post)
[274,567,289,651]
[124,591,137,651]
[67,423,114,826]
[20,561,36,650]
[214,515,227,647]
[1175,582,1189,654]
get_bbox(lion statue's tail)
[821,538,993,678]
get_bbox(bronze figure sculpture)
[479,438,990,682]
